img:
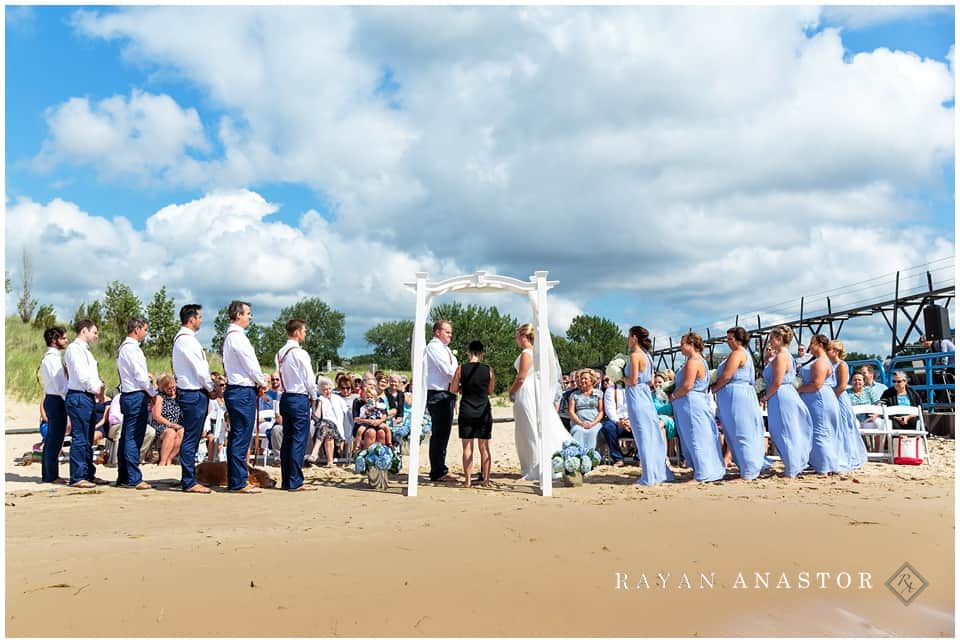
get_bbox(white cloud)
[13,7,955,354]
[33,90,209,186]
[4,191,585,353]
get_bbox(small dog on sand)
[195,461,277,489]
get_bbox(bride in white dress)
[508,323,571,481]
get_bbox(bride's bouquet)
[551,440,601,486]
[605,353,628,384]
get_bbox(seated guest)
[600,380,631,467]
[857,365,888,401]
[384,373,405,423]
[555,370,577,430]
[569,370,604,450]
[257,387,282,466]
[307,376,347,466]
[335,372,358,458]
[93,393,111,455]
[150,374,184,466]
[880,371,923,430]
[375,371,390,399]
[653,372,679,461]
[354,384,392,450]
[203,373,228,462]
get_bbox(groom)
[425,320,458,481]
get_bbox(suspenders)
[221,329,244,380]
[276,345,298,391]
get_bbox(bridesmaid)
[760,326,812,478]
[796,334,843,475]
[622,326,674,485]
[827,340,868,472]
[710,326,766,480]
[669,332,725,483]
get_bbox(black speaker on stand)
[923,305,951,341]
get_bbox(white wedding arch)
[403,270,560,497]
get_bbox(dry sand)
[4,398,955,637]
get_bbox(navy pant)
[601,418,632,463]
[41,394,67,482]
[223,385,256,490]
[279,393,310,490]
[178,389,209,490]
[427,390,456,480]
[65,390,97,484]
[118,391,150,486]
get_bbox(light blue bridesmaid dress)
[763,354,812,477]
[798,356,843,474]
[715,351,766,480]
[624,351,674,485]
[672,354,725,482]
[833,362,868,471]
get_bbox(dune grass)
[4,317,227,403]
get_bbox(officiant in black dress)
[449,340,495,488]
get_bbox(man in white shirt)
[221,300,268,493]
[793,344,812,372]
[425,320,458,481]
[39,325,69,483]
[600,382,632,466]
[173,304,217,494]
[63,319,108,488]
[275,319,317,491]
[116,317,158,490]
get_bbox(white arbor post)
[403,270,559,498]
[406,272,429,497]
[534,271,553,497]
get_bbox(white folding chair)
[252,406,277,466]
[884,405,931,465]
[852,404,893,463]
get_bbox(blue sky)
[5,6,955,357]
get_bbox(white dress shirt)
[172,326,214,392]
[604,384,628,423]
[64,338,103,394]
[275,339,317,398]
[425,337,458,391]
[117,337,158,395]
[40,347,68,398]
[222,323,267,387]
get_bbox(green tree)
[144,285,179,357]
[365,320,417,370]
[428,302,518,394]
[16,249,37,323]
[32,304,57,329]
[211,305,230,353]
[562,314,626,369]
[5,270,11,294]
[102,281,143,348]
[266,298,346,368]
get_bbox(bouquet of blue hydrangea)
[354,442,401,475]
[551,440,602,477]
[393,411,432,445]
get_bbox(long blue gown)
[715,351,766,480]
[763,354,812,477]
[798,356,843,474]
[624,351,674,485]
[672,354,725,482]
[833,362,868,471]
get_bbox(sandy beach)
[4,398,955,637]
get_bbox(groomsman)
[221,300,267,493]
[425,320,458,481]
[275,319,317,491]
[173,304,216,494]
[64,319,108,488]
[116,317,158,490]
[39,326,69,483]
